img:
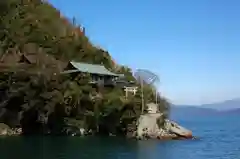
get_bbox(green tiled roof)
[63,62,120,76]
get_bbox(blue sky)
[49,0,240,105]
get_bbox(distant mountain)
[221,108,240,114]
[169,105,218,119]
[200,98,240,111]
[170,98,240,119]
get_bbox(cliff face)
[136,103,193,140]
[0,0,169,136]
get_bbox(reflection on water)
[137,140,160,159]
[0,114,239,159]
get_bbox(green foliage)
[115,66,135,82]
[0,0,169,136]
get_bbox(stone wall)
[135,103,193,140]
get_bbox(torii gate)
[124,86,138,97]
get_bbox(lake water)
[0,114,239,159]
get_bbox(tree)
[0,0,170,136]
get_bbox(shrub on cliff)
[0,0,169,136]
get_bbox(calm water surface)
[0,114,239,159]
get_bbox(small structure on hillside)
[146,103,159,113]
[62,61,124,87]
[62,62,140,97]
[123,86,138,97]
[114,77,138,97]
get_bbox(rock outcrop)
[0,123,10,135]
[0,123,22,136]
[136,103,193,140]
[164,119,193,139]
